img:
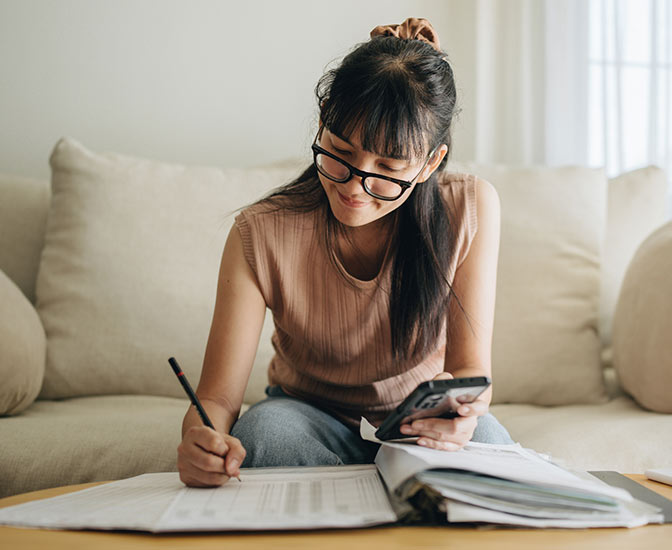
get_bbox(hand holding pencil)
[170,357,245,485]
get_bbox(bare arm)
[178,223,266,485]
[442,177,501,407]
[400,177,502,449]
[187,223,267,433]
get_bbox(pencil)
[168,357,241,482]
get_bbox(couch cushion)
[0,270,46,415]
[0,395,186,498]
[612,220,672,413]
[448,163,608,406]
[600,166,668,366]
[490,396,672,473]
[36,138,298,401]
[0,174,50,305]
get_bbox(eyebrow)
[330,130,411,164]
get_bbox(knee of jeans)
[230,399,342,467]
[471,413,515,445]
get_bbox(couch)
[1,137,671,498]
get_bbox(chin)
[322,182,389,228]
[330,204,370,227]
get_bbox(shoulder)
[473,176,500,215]
[235,199,317,233]
[436,171,500,268]
[438,172,500,214]
[235,199,281,225]
[234,200,322,272]
[437,171,499,223]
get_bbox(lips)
[337,191,369,208]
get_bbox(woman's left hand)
[398,372,489,451]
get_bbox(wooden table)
[1,474,670,549]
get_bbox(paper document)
[0,465,397,532]
[359,417,663,528]
[360,417,631,502]
[443,497,662,528]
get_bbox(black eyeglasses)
[311,127,438,201]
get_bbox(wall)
[0,0,479,179]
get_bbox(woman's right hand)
[177,425,247,487]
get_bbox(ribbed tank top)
[234,171,478,429]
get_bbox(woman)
[177,18,513,488]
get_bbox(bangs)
[318,63,432,161]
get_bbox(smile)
[337,191,370,208]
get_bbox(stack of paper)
[0,465,398,532]
[360,418,663,528]
[409,469,660,528]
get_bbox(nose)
[341,173,365,196]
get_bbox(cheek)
[382,187,415,213]
[373,201,396,218]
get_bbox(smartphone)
[374,376,491,441]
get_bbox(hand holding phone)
[375,376,491,441]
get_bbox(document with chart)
[0,465,397,532]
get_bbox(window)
[588,0,672,216]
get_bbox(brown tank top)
[234,171,478,428]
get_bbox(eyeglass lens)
[315,153,403,199]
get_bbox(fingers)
[177,426,246,487]
[417,438,463,451]
[224,436,246,478]
[400,416,476,451]
[456,399,489,417]
[432,372,454,381]
[194,426,229,457]
[179,470,231,488]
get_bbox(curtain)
[589,0,672,216]
[461,0,671,217]
[462,0,589,166]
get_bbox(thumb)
[432,371,454,381]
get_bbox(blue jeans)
[231,386,515,468]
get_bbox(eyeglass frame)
[311,126,439,201]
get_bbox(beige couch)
[1,138,671,499]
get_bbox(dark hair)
[256,35,467,361]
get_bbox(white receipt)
[0,466,398,532]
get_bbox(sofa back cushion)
[599,166,668,365]
[36,138,295,400]
[0,175,51,305]
[448,162,608,405]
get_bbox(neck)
[335,213,397,280]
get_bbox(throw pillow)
[0,269,46,415]
[36,137,299,401]
[612,220,672,413]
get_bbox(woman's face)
[316,126,447,229]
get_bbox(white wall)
[0,0,480,180]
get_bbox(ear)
[418,144,448,183]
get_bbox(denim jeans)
[231,385,515,468]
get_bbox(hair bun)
[370,17,442,51]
